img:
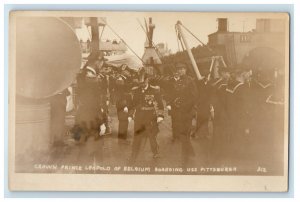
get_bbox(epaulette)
[150,85,160,91]
[86,66,97,75]
[131,86,139,91]
[150,85,160,89]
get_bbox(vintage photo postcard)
[9,11,289,191]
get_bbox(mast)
[85,17,106,52]
[141,17,162,75]
[90,17,100,52]
[148,17,154,48]
[176,21,203,80]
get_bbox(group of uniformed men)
[72,51,285,166]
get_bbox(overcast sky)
[76,12,263,57]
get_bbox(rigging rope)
[180,23,214,53]
[106,23,145,64]
[99,26,105,41]
[136,18,164,59]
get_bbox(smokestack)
[217,18,228,32]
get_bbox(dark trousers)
[171,117,179,139]
[118,119,129,139]
[171,110,195,166]
[117,110,129,140]
[130,118,159,162]
[116,94,131,139]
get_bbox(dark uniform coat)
[262,77,285,169]
[208,78,229,158]
[225,80,252,160]
[74,66,106,140]
[130,84,164,132]
[112,68,135,140]
[164,75,198,166]
[129,84,164,162]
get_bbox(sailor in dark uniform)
[212,67,231,119]
[194,77,212,139]
[209,66,231,160]
[250,69,273,99]
[261,68,285,169]
[95,52,112,135]
[113,64,136,143]
[248,68,274,149]
[73,52,107,161]
[128,69,165,164]
[164,63,198,167]
[225,68,252,161]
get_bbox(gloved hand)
[99,124,106,136]
[106,100,110,106]
[128,117,133,122]
[123,106,129,113]
[157,117,164,123]
[166,105,171,111]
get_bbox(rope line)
[136,18,164,59]
[106,23,145,64]
[180,23,214,53]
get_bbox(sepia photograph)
[8,11,289,191]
